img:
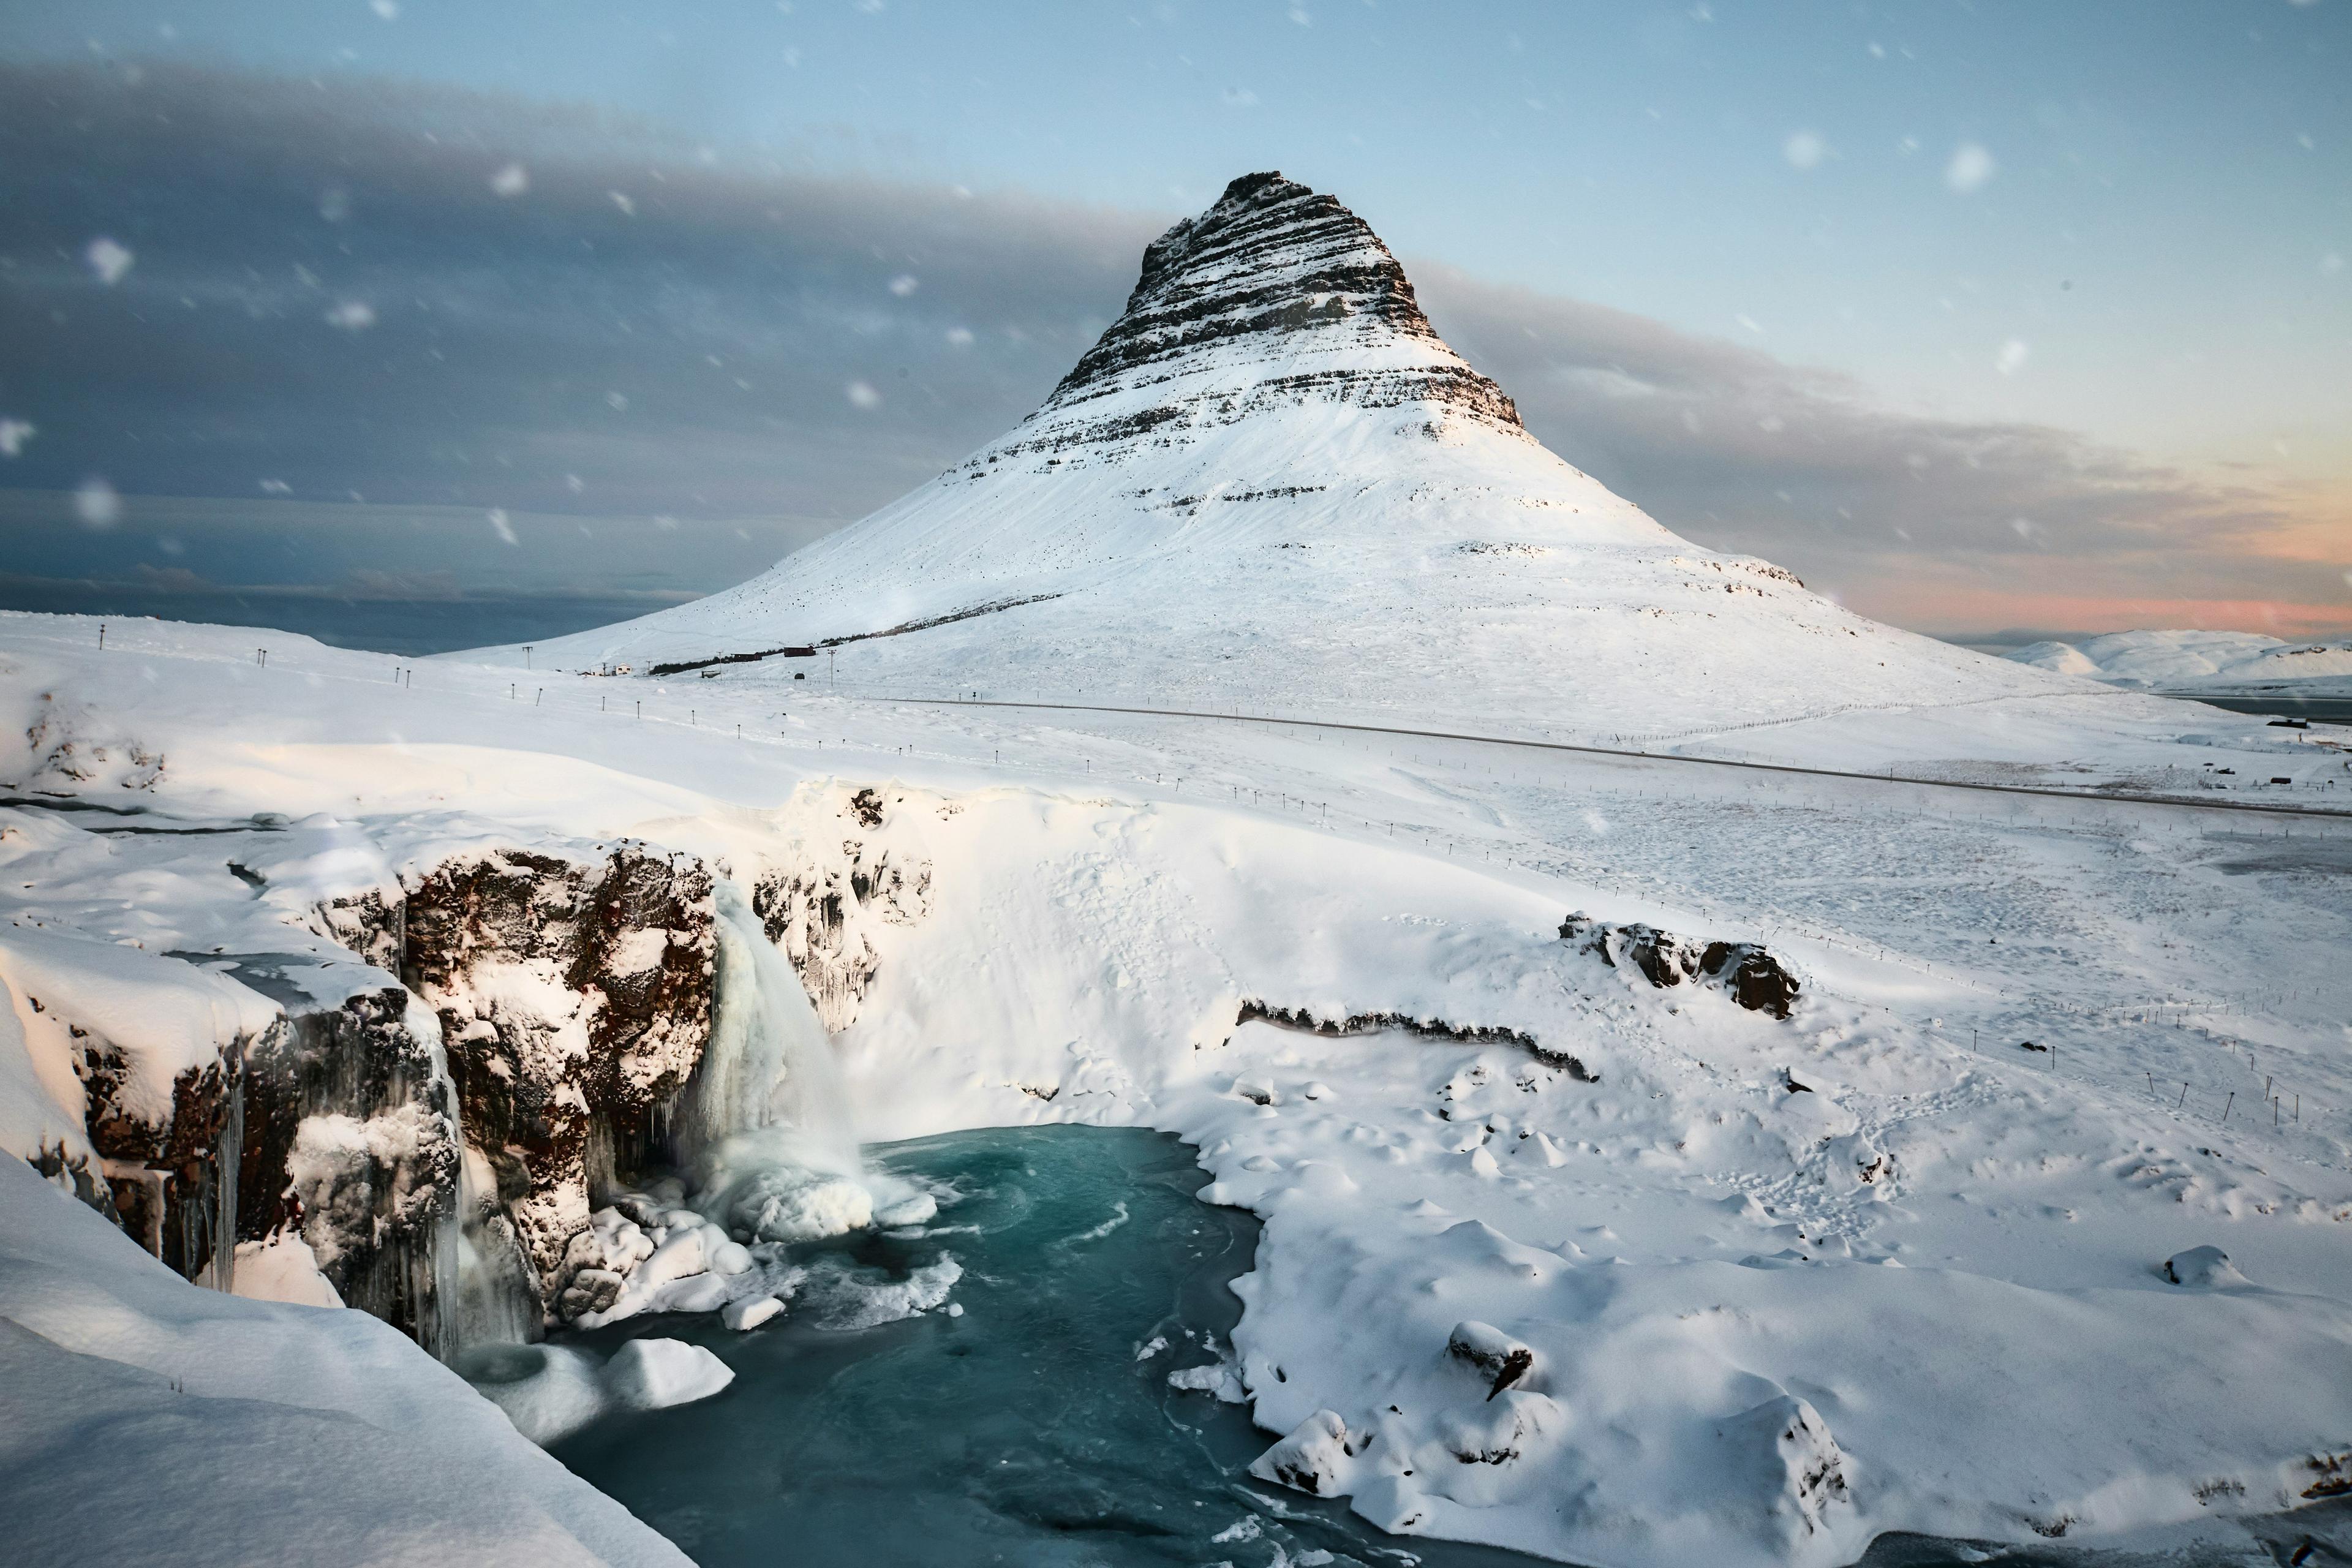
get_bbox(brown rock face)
[79,1039,243,1286]
[401,842,715,1313]
[1560,914,1802,1020]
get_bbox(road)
[878,696,2352,822]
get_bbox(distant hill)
[2007,629,2352,693]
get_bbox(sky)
[0,0,2345,652]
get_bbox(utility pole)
[524,645,532,670]
[829,649,837,692]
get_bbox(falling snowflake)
[75,478,121,527]
[1996,339,2029,375]
[846,381,883,410]
[1946,143,1996,193]
[1783,131,1826,170]
[324,300,376,331]
[888,274,918,296]
[86,238,135,285]
[489,163,529,198]
[486,508,518,545]
[0,418,33,457]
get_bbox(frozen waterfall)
[678,882,930,1245]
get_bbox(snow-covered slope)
[514,173,2053,739]
[0,1148,688,1567]
[2009,629,2352,693]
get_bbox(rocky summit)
[1019,171,1527,458]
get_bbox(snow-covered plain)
[7,173,2352,1566]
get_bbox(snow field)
[5,611,2352,1566]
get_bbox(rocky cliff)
[3,786,932,1352]
[399,842,715,1317]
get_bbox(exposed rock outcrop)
[401,842,716,1314]
[982,170,1530,470]
[77,1035,243,1286]
[752,789,931,1032]
[1446,1319,1540,1401]
[1559,913,1803,1019]
[1044,172,1524,442]
[1717,1395,1851,1544]
[1234,999,1596,1082]
[7,789,926,1350]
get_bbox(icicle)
[205,1069,243,1295]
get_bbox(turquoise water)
[549,1125,2352,1567]
[550,1125,1546,1567]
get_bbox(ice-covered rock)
[1168,1353,1249,1403]
[2163,1245,2250,1288]
[1714,1394,1851,1547]
[404,840,717,1316]
[229,1231,344,1309]
[1251,1408,1363,1497]
[1432,1391,1566,1506]
[1445,1319,1539,1399]
[748,802,932,1033]
[603,1338,736,1411]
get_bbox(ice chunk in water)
[722,1295,783,1332]
[605,1338,735,1411]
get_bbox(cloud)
[0,60,2337,643]
[1411,266,2345,634]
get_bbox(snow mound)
[605,1337,736,1411]
[2163,1245,2250,1289]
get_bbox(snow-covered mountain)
[2008,628,2352,692]
[521,173,2049,737]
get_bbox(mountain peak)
[1017,171,1523,457]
